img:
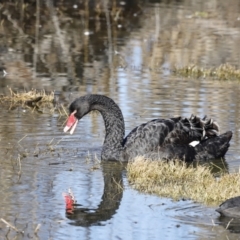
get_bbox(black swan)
[216,196,240,218]
[63,94,232,162]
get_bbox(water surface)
[1,0,240,239]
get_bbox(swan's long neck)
[89,95,125,160]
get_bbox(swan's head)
[63,96,91,134]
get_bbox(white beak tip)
[63,126,70,133]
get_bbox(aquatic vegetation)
[0,88,67,115]
[127,157,240,206]
[0,88,54,104]
[173,63,240,80]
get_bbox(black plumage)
[64,94,232,162]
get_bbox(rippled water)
[1,79,240,240]
[1,0,240,239]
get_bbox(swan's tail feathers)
[189,115,220,140]
[201,115,220,138]
[194,131,232,160]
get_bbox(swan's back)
[123,115,220,161]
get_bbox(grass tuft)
[127,157,240,206]
[173,63,240,80]
[0,88,67,115]
[0,87,54,104]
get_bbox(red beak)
[63,111,78,134]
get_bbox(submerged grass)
[127,157,240,206]
[173,63,240,80]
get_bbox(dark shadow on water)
[66,161,126,226]
[192,157,229,174]
[218,216,240,233]
[209,158,229,174]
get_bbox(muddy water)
[1,0,240,239]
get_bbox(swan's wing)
[123,116,219,156]
[163,116,203,145]
[123,118,190,154]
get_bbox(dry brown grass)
[0,88,54,104]
[127,157,240,206]
[0,88,67,115]
[174,63,240,80]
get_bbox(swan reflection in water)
[62,157,233,229]
[63,161,125,227]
